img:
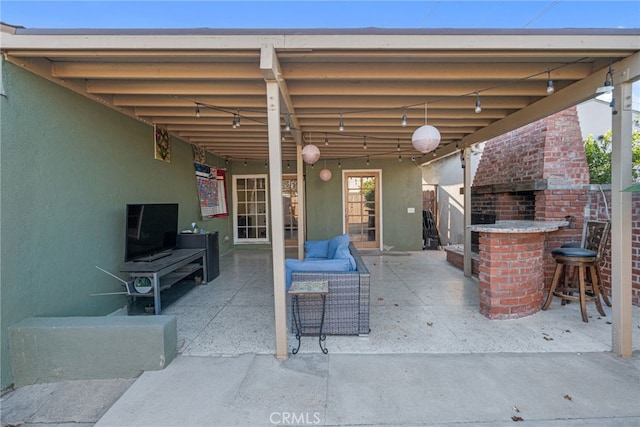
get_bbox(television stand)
[133,250,172,262]
[120,248,206,314]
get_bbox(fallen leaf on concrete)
[377,297,384,301]
[543,336,554,341]
[512,406,520,413]
[511,415,524,422]
[564,394,572,401]
[427,322,434,326]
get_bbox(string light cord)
[179,56,598,161]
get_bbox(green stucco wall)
[304,158,423,251]
[0,62,230,388]
[228,158,423,251]
[1,61,423,389]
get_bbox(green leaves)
[584,128,640,184]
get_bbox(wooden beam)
[52,62,262,79]
[264,69,288,361]
[87,80,265,95]
[458,54,640,149]
[611,81,634,358]
[280,62,593,80]
[287,80,570,97]
[260,45,302,146]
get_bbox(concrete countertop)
[468,220,569,233]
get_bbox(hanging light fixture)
[337,160,342,169]
[411,103,441,154]
[301,133,320,165]
[284,114,291,132]
[546,70,555,94]
[474,92,482,114]
[595,63,617,114]
[366,155,370,166]
[195,104,201,118]
[338,113,344,132]
[363,136,367,150]
[396,139,401,151]
[319,168,332,181]
[319,160,332,181]
[401,106,408,127]
[232,110,241,128]
[596,65,614,93]
[324,133,329,145]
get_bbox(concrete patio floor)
[168,248,638,356]
[2,248,639,426]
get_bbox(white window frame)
[232,174,270,244]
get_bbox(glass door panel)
[344,172,380,249]
[282,176,299,247]
[233,175,269,243]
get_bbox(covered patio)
[162,248,640,356]
[1,26,638,389]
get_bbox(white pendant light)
[411,103,440,154]
[301,143,320,165]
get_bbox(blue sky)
[1,1,639,29]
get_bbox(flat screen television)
[125,203,179,262]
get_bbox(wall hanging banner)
[194,163,228,218]
[154,125,171,162]
[192,145,206,164]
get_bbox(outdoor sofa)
[285,236,370,336]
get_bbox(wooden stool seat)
[541,221,610,323]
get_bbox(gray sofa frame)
[290,242,370,336]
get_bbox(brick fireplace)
[470,107,592,319]
[446,106,639,311]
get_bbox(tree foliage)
[583,128,640,184]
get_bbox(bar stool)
[542,221,610,322]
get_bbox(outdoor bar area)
[450,107,605,320]
[470,220,568,319]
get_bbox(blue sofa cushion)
[285,258,351,290]
[334,244,357,271]
[304,239,329,259]
[327,234,350,259]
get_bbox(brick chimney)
[472,106,591,285]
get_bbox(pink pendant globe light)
[319,168,332,181]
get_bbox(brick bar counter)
[469,220,568,320]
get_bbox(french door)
[233,175,269,243]
[344,171,380,249]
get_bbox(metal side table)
[288,280,329,354]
